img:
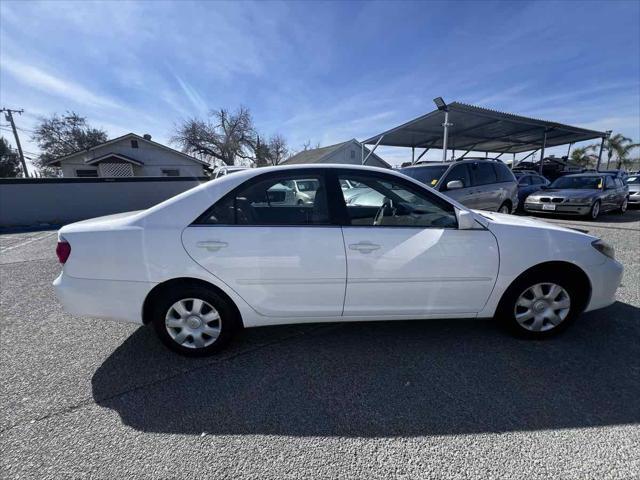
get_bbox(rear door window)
[530,176,546,185]
[470,162,498,186]
[518,176,532,186]
[196,173,329,225]
[493,163,515,182]
[605,176,615,189]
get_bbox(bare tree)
[267,134,289,165]
[173,106,257,166]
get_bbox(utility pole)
[1,108,29,177]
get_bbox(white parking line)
[0,232,57,253]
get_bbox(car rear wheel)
[151,285,240,356]
[617,197,628,214]
[497,271,584,338]
[588,200,600,220]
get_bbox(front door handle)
[197,240,228,252]
[349,241,381,253]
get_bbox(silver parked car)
[524,173,629,220]
[399,159,519,213]
[626,174,640,207]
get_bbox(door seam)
[339,226,348,316]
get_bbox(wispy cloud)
[1,56,122,110]
[173,74,208,116]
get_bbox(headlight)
[572,197,593,204]
[592,239,615,260]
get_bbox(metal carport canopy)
[362,101,607,153]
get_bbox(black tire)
[496,270,586,339]
[617,197,628,214]
[498,202,511,214]
[588,200,601,220]
[150,283,241,357]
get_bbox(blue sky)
[1,0,639,169]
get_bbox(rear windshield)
[550,176,603,190]
[399,165,449,187]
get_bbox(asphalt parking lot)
[1,211,639,479]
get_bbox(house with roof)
[281,139,390,168]
[45,133,209,178]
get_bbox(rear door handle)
[349,241,381,253]
[197,240,228,251]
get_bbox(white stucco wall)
[58,137,206,177]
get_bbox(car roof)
[558,172,613,178]
[400,162,451,169]
[401,158,504,170]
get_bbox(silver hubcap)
[165,298,221,349]
[499,205,509,214]
[514,283,571,332]
[622,199,627,212]
[592,202,599,218]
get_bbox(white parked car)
[212,166,249,179]
[54,165,623,356]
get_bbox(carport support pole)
[596,136,606,172]
[539,130,548,175]
[362,135,384,165]
[441,110,450,163]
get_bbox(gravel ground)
[1,210,639,479]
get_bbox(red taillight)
[56,241,71,264]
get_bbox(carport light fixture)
[433,97,448,111]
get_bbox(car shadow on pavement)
[92,301,640,437]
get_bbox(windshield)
[627,175,639,185]
[399,165,449,187]
[550,176,603,190]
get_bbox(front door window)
[338,174,458,229]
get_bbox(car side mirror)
[456,209,481,230]
[446,180,464,190]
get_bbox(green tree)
[569,147,596,168]
[32,112,107,175]
[0,136,22,177]
[589,133,640,170]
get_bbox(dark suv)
[399,158,519,213]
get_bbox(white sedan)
[53,164,623,356]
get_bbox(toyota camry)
[53,165,623,356]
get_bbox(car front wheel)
[497,271,584,338]
[588,200,600,220]
[151,284,240,356]
[498,202,511,214]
